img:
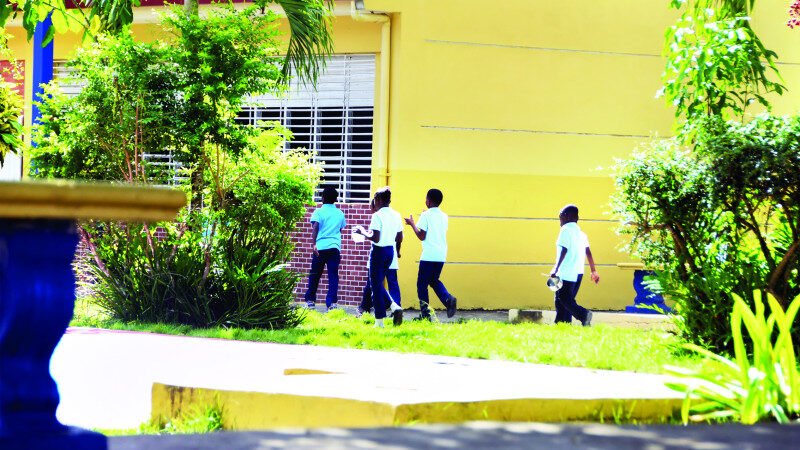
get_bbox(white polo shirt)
[418,207,448,262]
[369,207,400,248]
[555,222,588,282]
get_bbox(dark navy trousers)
[554,274,588,324]
[360,269,401,313]
[417,261,452,317]
[369,245,394,319]
[304,248,340,308]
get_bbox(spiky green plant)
[666,292,800,424]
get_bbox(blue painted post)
[31,14,54,127]
[625,270,671,314]
[0,220,106,449]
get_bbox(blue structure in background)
[625,270,671,314]
[0,220,106,449]
[31,14,54,128]
[0,17,106,450]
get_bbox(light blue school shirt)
[311,204,346,251]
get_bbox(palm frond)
[271,0,335,86]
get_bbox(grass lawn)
[71,300,701,374]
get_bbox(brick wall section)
[290,203,372,306]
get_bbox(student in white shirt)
[357,196,403,318]
[356,188,403,327]
[405,188,457,321]
[550,204,600,326]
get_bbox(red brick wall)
[290,203,372,306]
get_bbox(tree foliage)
[659,0,784,121]
[30,6,321,329]
[0,74,22,166]
[613,115,800,352]
[0,0,333,85]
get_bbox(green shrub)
[0,72,22,167]
[87,141,317,329]
[31,5,322,329]
[613,114,800,352]
[666,292,800,424]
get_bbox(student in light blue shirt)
[304,186,347,311]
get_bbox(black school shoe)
[446,296,457,318]
[582,310,593,327]
[412,314,432,322]
[392,309,403,326]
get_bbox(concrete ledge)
[151,383,683,430]
[508,309,543,324]
[509,310,674,330]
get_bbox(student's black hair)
[426,188,443,206]
[559,204,579,221]
[375,187,391,205]
[321,186,338,204]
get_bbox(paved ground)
[307,304,672,329]
[53,327,681,431]
[110,422,800,449]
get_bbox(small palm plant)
[666,292,800,424]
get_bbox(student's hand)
[591,271,600,284]
[549,269,557,278]
[313,248,319,257]
[405,215,415,226]
[397,250,401,258]
[355,225,372,237]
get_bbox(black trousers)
[554,274,588,324]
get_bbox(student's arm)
[395,231,403,258]
[405,215,427,241]
[365,230,381,243]
[550,246,567,277]
[311,222,320,256]
[586,247,600,284]
[361,214,381,243]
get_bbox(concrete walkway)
[306,305,673,329]
[110,422,800,450]
[53,328,682,431]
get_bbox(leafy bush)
[612,114,800,352]
[0,69,22,166]
[31,5,322,329]
[666,292,800,424]
[85,139,317,329]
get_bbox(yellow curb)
[152,383,683,429]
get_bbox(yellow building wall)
[6,1,800,311]
[363,0,800,310]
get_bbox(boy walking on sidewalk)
[303,186,346,311]
[550,204,599,326]
[405,188,457,321]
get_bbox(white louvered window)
[238,54,376,203]
[53,60,84,98]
